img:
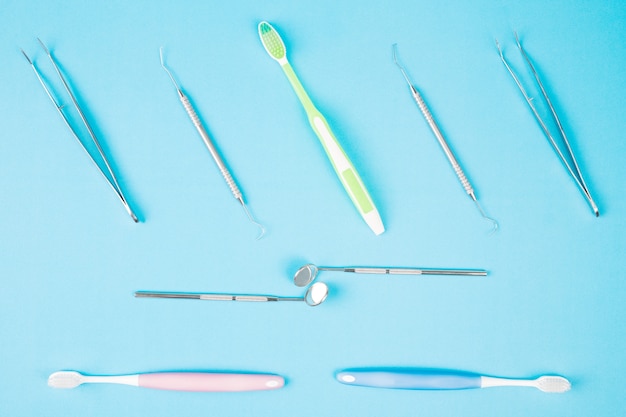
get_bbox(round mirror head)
[304,282,328,306]
[294,264,318,287]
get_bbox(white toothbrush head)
[48,371,84,389]
[536,376,571,393]
[258,21,287,63]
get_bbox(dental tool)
[258,21,384,235]
[48,370,284,392]
[293,263,487,287]
[392,44,498,233]
[21,39,138,222]
[336,367,571,393]
[160,48,265,239]
[135,281,329,307]
[496,33,599,217]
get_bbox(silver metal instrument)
[496,33,599,217]
[159,48,265,238]
[21,39,138,222]
[293,263,487,287]
[392,44,498,233]
[135,281,328,307]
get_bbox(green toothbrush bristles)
[258,21,286,61]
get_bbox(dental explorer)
[159,48,265,239]
[22,39,139,222]
[392,44,498,233]
[496,33,599,217]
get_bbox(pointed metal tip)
[589,198,600,217]
[391,43,415,90]
[495,39,505,57]
[20,48,33,64]
[513,31,522,49]
[392,43,400,66]
[488,218,499,235]
[159,47,182,93]
[37,38,51,55]
[473,198,499,235]
[253,218,266,241]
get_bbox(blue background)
[1,0,625,416]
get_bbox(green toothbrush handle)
[281,63,384,235]
[310,114,374,212]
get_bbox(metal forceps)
[21,39,138,222]
[496,33,599,217]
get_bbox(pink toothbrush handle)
[138,373,284,392]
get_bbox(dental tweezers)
[21,39,138,222]
[496,33,599,217]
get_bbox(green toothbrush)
[258,21,384,235]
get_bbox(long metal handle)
[134,291,302,302]
[178,91,265,238]
[392,44,497,232]
[318,266,487,276]
[159,49,265,238]
[409,87,475,198]
[135,291,201,300]
[178,92,243,201]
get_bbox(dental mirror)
[293,263,488,287]
[294,264,319,287]
[302,281,329,306]
[136,282,329,307]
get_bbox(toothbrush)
[335,368,571,393]
[48,370,285,392]
[257,21,384,235]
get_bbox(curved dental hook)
[473,198,499,234]
[159,47,182,94]
[239,199,266,240]
[392,43,415,89]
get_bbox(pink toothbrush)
[48,371,285,392]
